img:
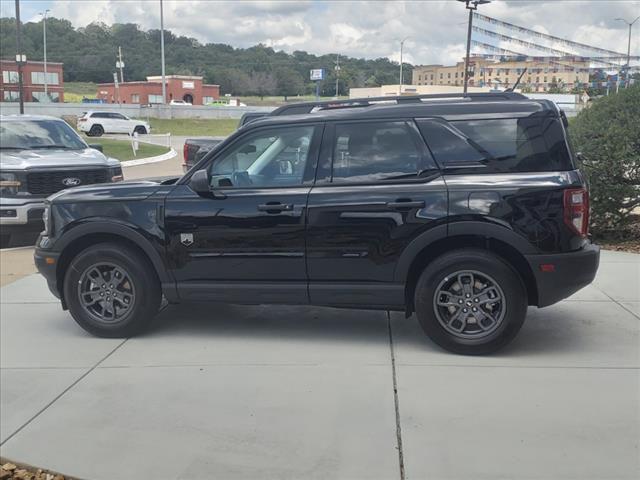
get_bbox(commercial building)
[413,56,591,92]
[0,59,65,103]
[349,84,491,98]
[97,75,220,105]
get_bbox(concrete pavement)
[0,251,638,479]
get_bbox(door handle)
[386,200,425,209]
[257,203,294,213]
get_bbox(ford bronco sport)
[34,93,600,354]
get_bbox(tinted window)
[91,113,108,118]
[332,121,422,183]
[418,115,573,173]
[210,125,315,188]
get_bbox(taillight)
[563,188,589,237]
[183,144,189,165]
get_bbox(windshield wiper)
[28,145,72,149]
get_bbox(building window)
[148,94,164,104]
[430,74,434,80]
[2,71,19,83]
[440,73,443,79]
[544,76,548,83]
[30,71,59,85]
[32,91,60,102]
[203,96,215,104]
[131,94,140,104]
[3,91,20,102]
[536,76,540,83]
[455,72,458,78]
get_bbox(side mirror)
[189,169,226,199]
[88,144,103,152]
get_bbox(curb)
[121,148,177,168]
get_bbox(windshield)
[0,120,88,151]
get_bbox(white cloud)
[40,0,640,66]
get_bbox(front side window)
[331,121,423,183]
[0,120,87,151]
[210,125,315,188]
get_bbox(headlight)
[109,166,124,182]
[0,172,22,196]
[42,204,52,236]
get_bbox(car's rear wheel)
[64,242,161,337]
[134,125,147,135]
[89,124,104,137]
[414,249,527,355]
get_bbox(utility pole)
[40,9,49,98]
[458,0,491,94]
[615,16,640,87]
[399,37,409,95]
[15,0,25,113]
[117,46,125,83]
[334,54,340,97]
[160,0,167,104]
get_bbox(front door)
[165,123,322,304]
[306,119,448,308]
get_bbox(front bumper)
[34,245,62,300]
[0,199,45,227]
[526,243,600,308]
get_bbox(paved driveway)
[0,251,638,480]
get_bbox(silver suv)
[0,115,123,247]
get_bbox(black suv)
[34,93,600,354]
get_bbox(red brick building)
[97,75,220,105]
[0,59,65,103]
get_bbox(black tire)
[89,124,104,137]
[134,125,147,134]
[414,249,527,355]
[64,242,161,337]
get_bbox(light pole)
[334,54,340,98]
[457,0,491,94]
[399,36,409,95]
[39,9,50,99]
[15,0,25,114]
[160,0,167,104]
[615,16,640,87]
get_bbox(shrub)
[569,85,640,234]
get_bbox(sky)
[1,0,639,66]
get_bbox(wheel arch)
[397,222,539,314]
[54,222,175,306]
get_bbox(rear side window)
[418,115,574,173]
[331,121,423,183]
[91,113,108,118]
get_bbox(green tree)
[275,67,304,100]
[570,85,640,233]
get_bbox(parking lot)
[1,247,638,479]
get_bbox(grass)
[148,118,238,136]
[65,82,98,103]
[82,135,170,162]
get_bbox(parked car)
[170,100,192,106]
[182,112,268,172]
[34,93,599,354]
[0,115,123,247]
[78,111,151,137]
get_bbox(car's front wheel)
[414,249,527,355]
[89,124,104,137]
[64,242,161,337]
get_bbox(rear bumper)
[526,243,600,307]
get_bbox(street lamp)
[615,15,640,87]
[399,36,410,95]
[39,9,50,99]
[457,0,491,94]
[160,0,167,104]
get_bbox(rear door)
[305,119,448,308]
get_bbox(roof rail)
[269,92,528,116]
